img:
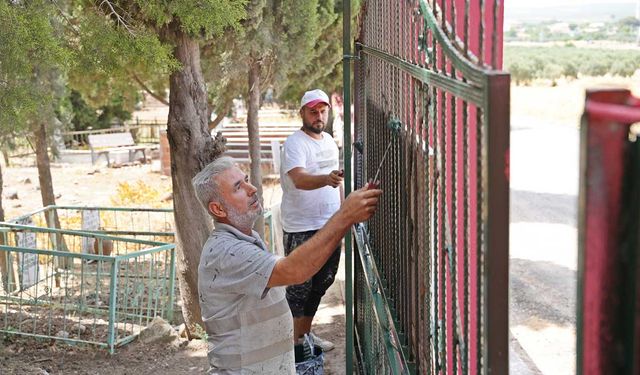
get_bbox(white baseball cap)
[300,89,331,109]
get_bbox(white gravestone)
[14,217,40,290]
[81,210,100,254]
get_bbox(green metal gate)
[346,0,510,373]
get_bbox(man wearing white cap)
[279,89,343,352]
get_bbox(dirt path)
[509,123,579,375]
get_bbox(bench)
[87,132,150,166]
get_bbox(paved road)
[509,121,580,375]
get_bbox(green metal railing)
[0,205,278,353]
[9,205,174,243]
[348,0,509,373]
[353,223,412,374]
[7,205,277,253]
[0,223,176,353]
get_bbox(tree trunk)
[325,105,335,138]
[2,149,9,167]
[35,124,60,225]
[167,26,225,337]
[247,60,264,240]
[34,123,70,268]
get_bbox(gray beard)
[226,203,262,232]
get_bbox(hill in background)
[506,2,637,23]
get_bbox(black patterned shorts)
[283,230,341,317]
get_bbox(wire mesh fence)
[0,223,176,353]
[352,0,509,374]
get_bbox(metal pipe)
[343,0,353,371]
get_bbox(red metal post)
[578,89,640,375]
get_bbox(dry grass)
[511,75,640,128]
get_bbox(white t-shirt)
[280,130,340,232]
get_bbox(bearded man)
[279,89,344,351]
[193,156,381,374]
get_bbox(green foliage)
[67,0,248,122]
[505,45,640,84]
[582,59,609,76]
[542,63,564,81]
[67,7,177,110]
[618,16,640,29]
[611,57,639,77]
[203,0,359,112]
[562,62,578,79]
[69,90,133,131]
[506,61,535,85]
[0,1,72,131]
[507,18,640,44]
[203,0,324,113]
[69,91,98,131]
[282,0,362,105]
[132,0,247,37]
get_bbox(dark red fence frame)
[578,89,640,375]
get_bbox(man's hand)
[339,183,383,224]
[325,170,344,188]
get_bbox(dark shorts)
[283,230,341,318]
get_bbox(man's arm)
[267,185,382,287]
[288,167,343,190]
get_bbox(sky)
[507,0,637,8]
[504,0,638,22]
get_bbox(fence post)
[484,72,510,375]
[577,89,640,375]
[168,247,177,322]
[343,0,354,373]
[108,258,119,354]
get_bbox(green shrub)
[611,58,639,77]
[504,45,640,83]
[543,63,564,80]
[506,61,535,85]
[582,60,609,76]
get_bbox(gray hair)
[192,156,236,218]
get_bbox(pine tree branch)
[51,1,81,37]
[130,72,169,106]
[97,0,136,36]
[209,101,232,130]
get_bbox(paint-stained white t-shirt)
[280,130,340,232]
[199,222,295,374]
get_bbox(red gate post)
[578,89,640,375]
